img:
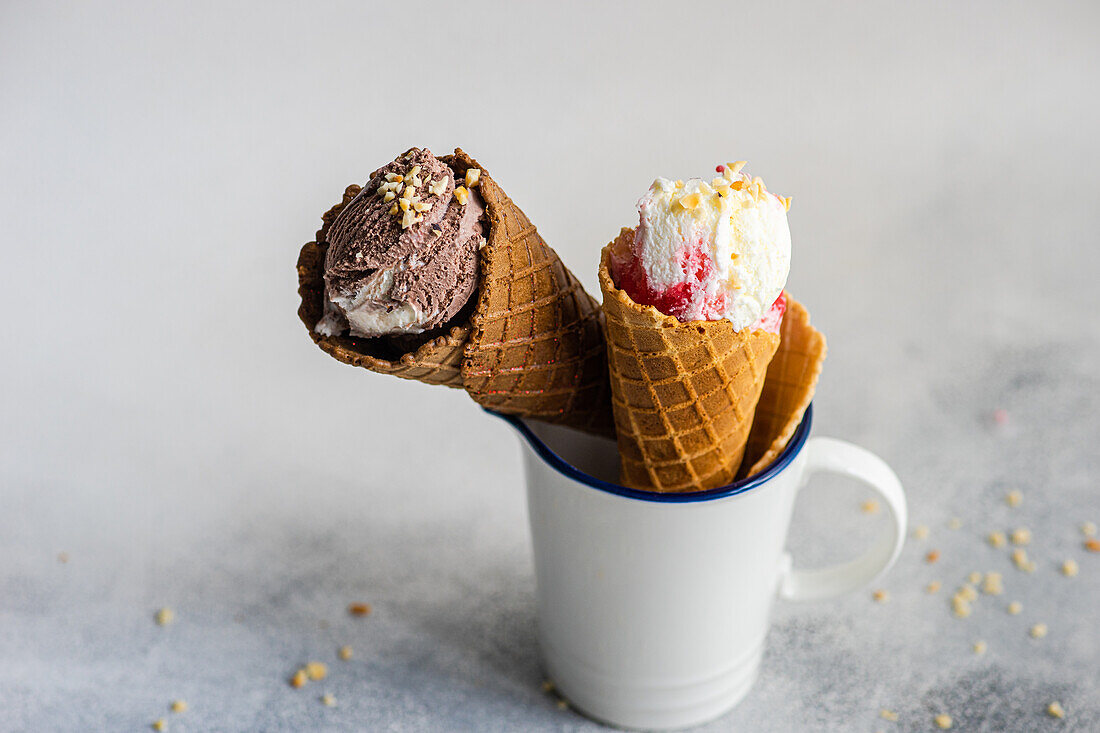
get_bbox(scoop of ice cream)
[316,148,485,338]
[609,162,791,331]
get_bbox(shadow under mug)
[492,405,907,731]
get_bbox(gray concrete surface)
[2,1,1098,730]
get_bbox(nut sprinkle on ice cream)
[316,148,485,338]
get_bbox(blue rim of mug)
[489,403,813,503]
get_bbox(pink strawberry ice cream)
[609,162,791,332]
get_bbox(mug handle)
[778,437,907,601]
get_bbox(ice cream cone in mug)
[600,237,781,491]
[600,163,819,491]
[297,148,613,436]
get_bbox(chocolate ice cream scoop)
[316,148,485,337]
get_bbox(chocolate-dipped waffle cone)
[297,149,613,435]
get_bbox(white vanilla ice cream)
[610,162,791,330]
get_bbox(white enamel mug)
[496,406,907,731]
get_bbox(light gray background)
[2,1,1099,730]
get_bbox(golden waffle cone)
[739,296,826,478]
[599,231,780,492]
[451,150,613,436]
[296,150,614,435]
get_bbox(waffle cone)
[599,231,781,492]
[296,150,614,435]
[739,295,826,478]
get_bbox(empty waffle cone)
[599,231,781,492]
[739,296,826,479]
[297,149,614,435]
